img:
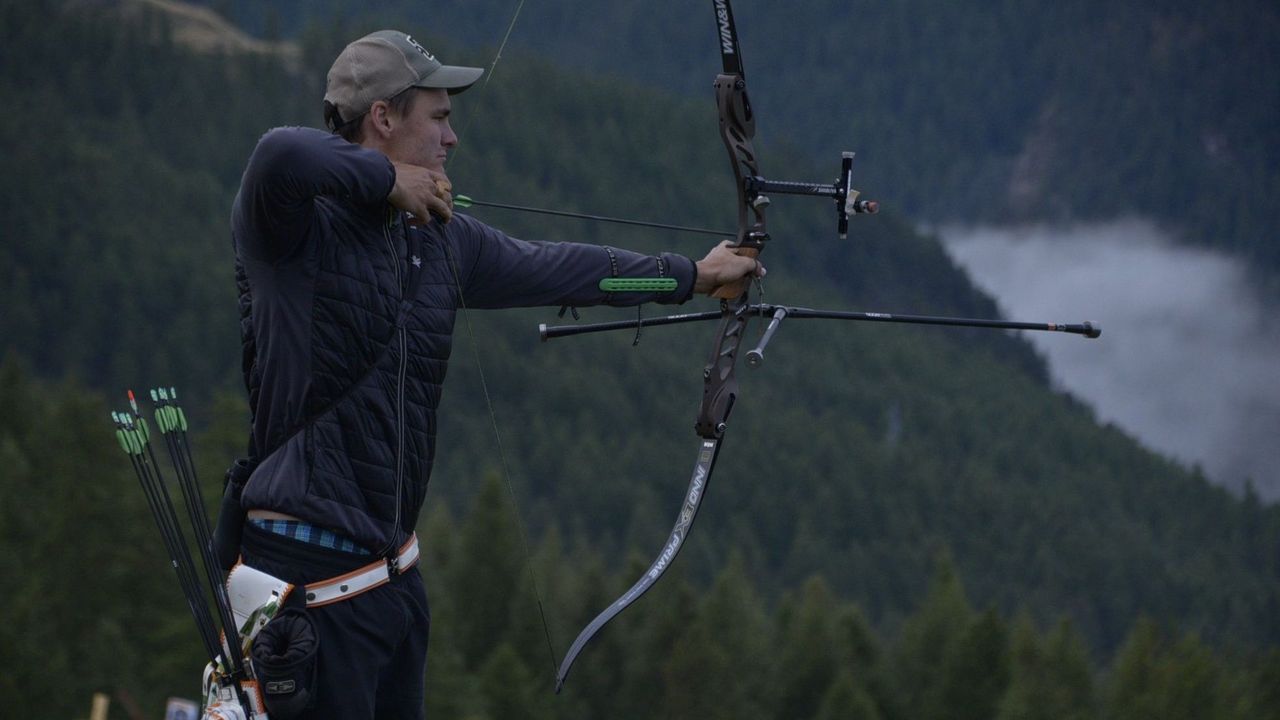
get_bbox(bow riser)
[553,3,762,691]
[552,0,885,692]
[713,73,768,300]
[695,302,751,438]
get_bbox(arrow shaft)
[459,197,731,237]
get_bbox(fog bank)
[938,219,1280,500]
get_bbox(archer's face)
[385,88,458,171]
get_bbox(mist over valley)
[940,219,1280,500]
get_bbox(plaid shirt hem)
[249,518,372,556]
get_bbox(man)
[228,29,761,718]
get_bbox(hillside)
[98,0,300,60]
[2,1,1278,716]
[208,0,1280,290]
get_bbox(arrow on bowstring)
[454,194,733,237]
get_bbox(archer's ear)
[366,100,395,140]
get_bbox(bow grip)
[710,245,760,300]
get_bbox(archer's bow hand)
[695,239,767,296]
[390,162,454,225]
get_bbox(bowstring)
[446,0,527,172]
[444,240,558,678]
[440,0,560,680]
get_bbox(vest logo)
[411,255,422,268]
[265,680,297,695]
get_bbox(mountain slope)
[206,0,1280,288]
[2,0,1276,679]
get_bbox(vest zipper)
[381,212,407,561]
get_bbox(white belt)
[303,534,420,607]
[218,533,421,706]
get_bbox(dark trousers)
[241,523,430,719]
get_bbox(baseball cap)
[324,30,484,130]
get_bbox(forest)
[207,0,1280,290]
[1,1,1277,717]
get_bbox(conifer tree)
[937,608,1011,720]
[890,554,975,720]
[480,643,551,720]
[998,615,1095,720]
[833,605,892,719]
[660,553,770,719]
[814,669,882,720]
[452,472,524,670]
[772,576,844,719]
[1104,620,1228,720]
[1231,648,1280,718]
[613,553,697,716]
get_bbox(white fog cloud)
[938,218,1280,499]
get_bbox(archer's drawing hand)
[694,240,766,295]
[390,162,454,225]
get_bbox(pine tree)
[451,472,524,670]
[890,553,975,720]
[814,669,882,720]
[1105,620,1226,720]
[479,643,550,720]
[772,576,844,719]
[998,615,1095,720]
[937,608,1011,720]
[660,553,770,719]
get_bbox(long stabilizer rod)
[540,303,1100,344]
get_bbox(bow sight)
[743,152,880,239]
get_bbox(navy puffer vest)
[232,127,696,554]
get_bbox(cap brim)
[415,64,484,94]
